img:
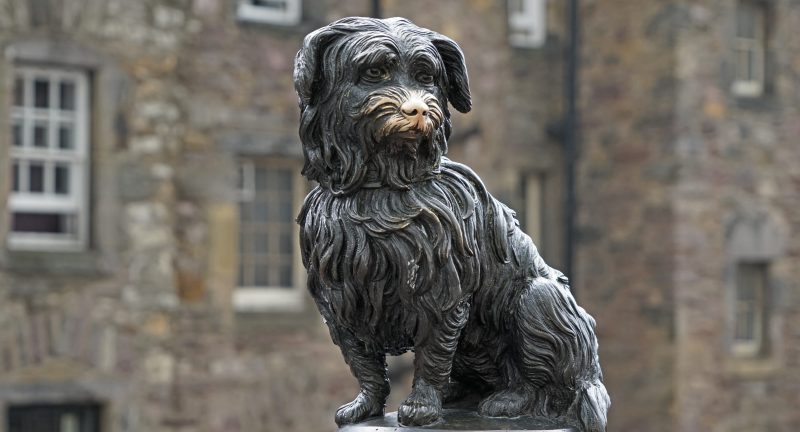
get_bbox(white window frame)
[236,0,301,26]
[732,1,766,97]
[508,0,547,48]
[8,66,90,251]
[732,262,768,357]
[233,158,306,312]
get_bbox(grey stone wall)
[576,2,679,430]
[671,1,800,431]
[578,1,800,431]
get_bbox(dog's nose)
[400,99,429,120]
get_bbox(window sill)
[724,355,781,378]
[1,249,108,277]
[233,287,305,313]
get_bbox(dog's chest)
[300,184,472,335]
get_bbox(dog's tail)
[570,380,610,432]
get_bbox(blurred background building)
[0,0,798,431]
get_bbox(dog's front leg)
[328,323,390,426]
[399,301,469,426]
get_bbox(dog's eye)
[362,67,386,82]
[416,73,434,85]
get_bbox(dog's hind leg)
[505,276,609,429]
[398,300,469,426]
[326,323,390,426]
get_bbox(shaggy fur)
[294,17,609,430]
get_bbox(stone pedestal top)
[338,410,576,432]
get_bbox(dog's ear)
[430,33,472,113]
[294,25,342,111]
[295,18,373,110]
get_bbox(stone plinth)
[339,410,576,431]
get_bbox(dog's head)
[294,17,471,194]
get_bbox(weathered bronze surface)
[294,17,610,431]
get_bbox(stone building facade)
[0,0,797,432]
[576,1,800,431]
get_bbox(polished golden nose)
[400,98,429,121]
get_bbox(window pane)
[254,264,269,286]
[270,169,293,190]
[255,167,269,190]
[14,77,24,107]
[12,122,23,147]
[509,0,524,13]
[254,201,269,221]
[737,3,757,39]
[275,197,293,221]
[12,162,20,192]
[29,162,44,192]
[279,231,293,253]
[61,413,79,432]
[238,260,247,286]
[279,264,292,287]
[60,81,76,111]
[33,122,48,148]
[59,124,74,149]
[8,404,101,432]
[735,263,766,343]
[12,212,75,234]
[34,79,49,108]
[55,164,70,195]
[252,0,288,10]
[240,202,253,222]
[254,232,269,254]
[736,48,749,81]
[255,167,293,191]
[239,227,251,254]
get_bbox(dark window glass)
[29,163,44,192]
[34,79,49,108]
[12,162,20,192]
[55,164,70,195]
[34,123,48,148]
[14,77,24,107]
[60,81,76,111]
[12,122,23,147]
[254,264,269,286]
[59,124,74,150]
[280,231,293,253]
[254,201,269,221]
[12,212,72,234]
[279,264,292,287]
[8,403,101,432]
[277,197,293,220]
[252,0,287,10]
[737,3,758,39]
[254,232,269,254]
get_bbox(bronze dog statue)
[294,17,609,431]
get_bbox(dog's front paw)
[478,387,532,417]
[335,391,385,426]
[397,380,442,426]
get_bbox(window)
[733,262,769,357]
[732,1,766,97]
[233,159,305,311]
[508,0,547,48]
[8,66,90,251]
[236,0,301,26]
[8,403,101,432]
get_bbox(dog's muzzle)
[360,89,444,149]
